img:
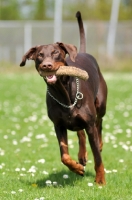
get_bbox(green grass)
[0,70,132,200]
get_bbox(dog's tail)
[76,11,86,53]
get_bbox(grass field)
[0,69,132,200]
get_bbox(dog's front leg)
[55,125,85,176]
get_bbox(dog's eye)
[52,50,59,55]
[38,53,43,57]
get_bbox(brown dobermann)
[20,11,107,184]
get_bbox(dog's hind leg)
[55,125,85,176]
[95,115,103,152]
[86,124,106,184]
[95,73,107,152]
[77,130,87,166]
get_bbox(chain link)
[47,77,83,108]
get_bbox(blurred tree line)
[0,0,132,20]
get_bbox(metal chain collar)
[47,77,83,108]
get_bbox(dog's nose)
[42,62,53,69]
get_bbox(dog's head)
[20,42,77,84]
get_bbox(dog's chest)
[51,107,87,131]
[64,113,85,131]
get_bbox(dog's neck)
[46,76,71,107]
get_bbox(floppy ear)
[56,42,77,62]
[20,46,38,66]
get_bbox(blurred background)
[0,0,132,70]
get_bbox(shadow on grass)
[25,170,95,188]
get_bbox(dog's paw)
[78,151,88,166]
[95,165,106,185]
[70,162,85,176]
[95,177,106,185]
[78,158,87,166]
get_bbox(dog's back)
[66,53,99,100]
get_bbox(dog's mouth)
[45,75,57,84]
[39,66,89,84]
[39,70,58,84]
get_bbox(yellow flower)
[32,183,38,187]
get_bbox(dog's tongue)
[46,75,57,84]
